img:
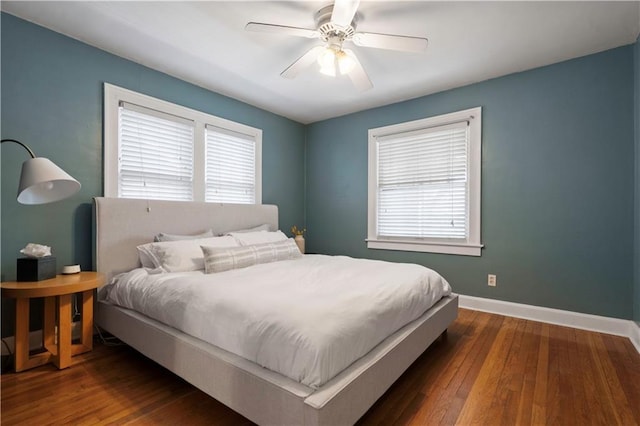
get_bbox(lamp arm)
[1,139,37,159]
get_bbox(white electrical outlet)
[488,274,497,287]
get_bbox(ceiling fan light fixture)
[319,62,336,76]
[318,46,337,76]
[317,47,336,67]
[248,0,427,90]
[337,50,355,75]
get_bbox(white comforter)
[104,255,451,388]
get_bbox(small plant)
[291,225,306,236]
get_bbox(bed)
[94,197,458,425]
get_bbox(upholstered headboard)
[93,197,278,283]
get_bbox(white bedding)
[103,255,451,388]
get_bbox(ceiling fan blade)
[331,0,360,28]
[245,22,319,39]
[343,49,372,92]
[352,32,428,52]
[281,46,325,79]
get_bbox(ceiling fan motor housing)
[316,4,358,43]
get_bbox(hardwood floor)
[2,308,639,425]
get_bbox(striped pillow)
[201,238,302,273]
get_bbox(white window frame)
[367,107,483,256]
[104,83,262,203]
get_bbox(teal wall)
[1,12,638,326]
[306,46,635,320]
[1,13,306,280]
[1,14,306,334]
[634,35,640,323]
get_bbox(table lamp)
[2,138,81,280]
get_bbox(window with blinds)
[367,107,482,256]
[118,103,194,201]
[205,126,256,204]
[104,83,262,204]
[377,122,468,240]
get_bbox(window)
[104,83,262,204]
[118,103,194,201]
[205,126,256,204]
[367,107,482,256]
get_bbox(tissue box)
[17,256,57,282]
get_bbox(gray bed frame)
[94,197,458,425]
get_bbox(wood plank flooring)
[2,308,639,425]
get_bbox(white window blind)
[377,121,469,240]
[205,125,256,204]
[118,102,194,201]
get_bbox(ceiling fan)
[245,0,428,91]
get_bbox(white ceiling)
[2,1,639,124]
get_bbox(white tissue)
[20,243,52,258]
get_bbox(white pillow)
[154,229,214,242]
[137,249,157,269]
[137,236,239,272]
[228,230,288,246]
[226,224,271,234]
[201,238,302,273]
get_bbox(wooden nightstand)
[1,271,104,372]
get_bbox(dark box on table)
[17,256,57,282]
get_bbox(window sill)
[366,239,483,256]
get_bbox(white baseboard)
[459,295,640,354]
[630,321,640,354]
[1,322,83,356]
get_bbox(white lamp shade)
[318,47,336,76]
[317,47,335,68]
[319,63,336,76]
[17,157,81,204]
[337,50,356,75]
